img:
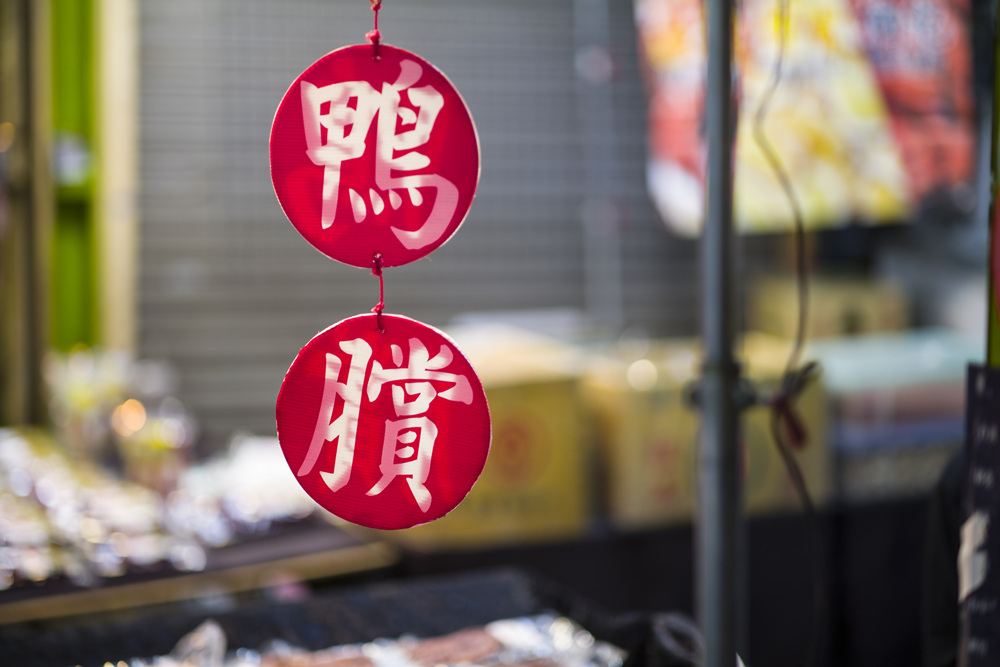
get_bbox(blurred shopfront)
[0,1,994,666]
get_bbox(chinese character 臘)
[301,60,459,250]
[301,337,472,512]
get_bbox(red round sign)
[270,44,480,269]
[276,313,491,529]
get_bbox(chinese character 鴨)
[300,60,459,250]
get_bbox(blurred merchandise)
[938,276,987,347]
[43,347,132,459]
[836,443,959,503]
[17,329,969,564]
[1,570,659,667]
[0,426,320,597]
[114,395,195,496]
[0,427,193,590]
[807,328,976,501]
[750,276,910,340]
[175,434,315,540]
[634,0,973,235]
[389,325,592,548]
[808,328,973,438]
[0,348,253,597]
[44,347,197,493]
[126,613,625,667]
[583,333,831,530]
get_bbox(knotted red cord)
[371,253,385,332]
[367,0,382,59]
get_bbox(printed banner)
[635,0,974,235]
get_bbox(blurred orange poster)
[635,0,974,236]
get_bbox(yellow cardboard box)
[583,334,831,530]
[750,276,908,340]
[390,326,592,549]
[584,341,700,529]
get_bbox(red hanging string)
[366,0,384,326]
[366,0,382,59]
[371,253,385,332]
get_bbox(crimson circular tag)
[276,313,491,529]
[270,44,480,269]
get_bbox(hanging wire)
[750,0,827,665]
[752,2,806,377]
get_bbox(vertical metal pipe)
[699,0,739,665]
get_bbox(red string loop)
[771,394,808,450]
[767,361,819,451]
[367,0,382,59]
[371,253,385,332]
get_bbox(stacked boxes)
[583,340,700,528]
[750,276,909,340]
[807,329,975,502]
[392,326,592,548]
[381,324,834,546]
[584,334,831,530]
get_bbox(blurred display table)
[0,519,397,625]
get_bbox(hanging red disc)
[276,313,491,529]
[270,44,480,269]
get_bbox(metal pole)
[699,0,740,664]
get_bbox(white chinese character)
[301,60,459,250]
[367,416,438,512]
[365,338,473,511]
[298,339,373,492]
[299,337,472,512]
